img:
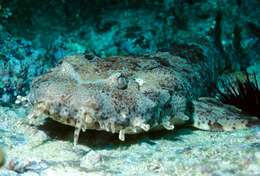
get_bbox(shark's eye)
[117,75,128,90]
[60,106,70,117]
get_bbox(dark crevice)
[214,11,231,73]
[233,24,247,71]
[247,22,260,37]
[214,11,223,51]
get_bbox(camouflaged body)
[28,52,210,138]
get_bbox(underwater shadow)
[38,118,194,150]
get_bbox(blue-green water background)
[0,0,259,106]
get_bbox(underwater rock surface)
[0,0,259,105]
[0,106,259,176]
[0,0,259,175]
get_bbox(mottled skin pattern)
[28,52,257,146]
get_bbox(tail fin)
[191,97,259,131]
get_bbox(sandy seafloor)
[0,1,259,175]
[0,105,259,176]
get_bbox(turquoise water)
[0,1,259,175]
[0,0,259,106]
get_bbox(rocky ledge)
[0,105,259,176]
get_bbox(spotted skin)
[27,53,259,146]
[192,98,258,131]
